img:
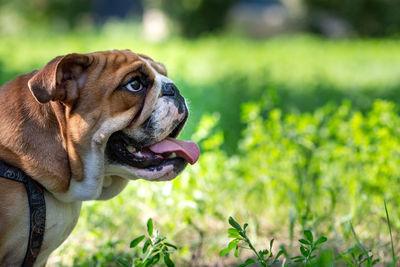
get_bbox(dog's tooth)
[126,145,136,153]
[135,151,143,157]
[168,152,177,159]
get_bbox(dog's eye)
[124,78,144,93]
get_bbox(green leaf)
[229,216,243,232]
[300,246,309,257]
[339,253,353,265]
[150,254,161,265]
[299,238,311,245]
[133,258,143,267]
[259,249,268,256]
[291,256,303,260]
[147,218,153,236]
[239,258,256,267]
[142,238,151,253]
[269,238,274,250]
[234,245,240,258]
[304,230,313,243]
[130,235,145,248]
[219,247,233,257]
[274,250,284,262]
[228,228,241,238]
[164,253,175,267]
[142,259,152,267]
[228,239,240,250]
[219,238,240,257]
[117,258,131,267]
[315,236,327,245]
[164,242,178,250]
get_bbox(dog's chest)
[0,183,81,266]
[35,192,82,265]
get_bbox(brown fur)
[0,50,170,265]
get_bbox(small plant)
[340,245,379,267]
[220,216,284,267]
[118,218,177,267]
[339,223,379,266]
[291,230,327,265]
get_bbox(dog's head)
[27,50,199,200]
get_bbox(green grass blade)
[350,222,369,257]
[384,200,396,267]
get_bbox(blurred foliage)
[0,0,92,32]
[1,0,400,37]
[2,29,400,153]
[0,0,234,37]
[239,98,400,227]
[55,99,400,266]
[1,27,399,265]
[305,0,400,36]
[157,0,236,37]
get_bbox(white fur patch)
[53,151,103,201]
[97,176,129,200]
[53,110,134,202]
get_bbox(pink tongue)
[149,138,200,165]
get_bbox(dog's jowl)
[0,50,199,266]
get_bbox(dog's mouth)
[106,131,199,171]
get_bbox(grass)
[0,23,399,266]
[69,211,394,266]
[2,23,400,153]
[48,99,400,266]
[385,200,396,266]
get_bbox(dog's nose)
[161,82,177,96]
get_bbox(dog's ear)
[28,53,91,104]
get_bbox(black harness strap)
[0,161,46,267]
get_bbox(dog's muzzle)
[105,81,199,180]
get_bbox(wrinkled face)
[27,50,199,200]
[81,51,199,183]
[100,54,198,181]
[58,50,198,183]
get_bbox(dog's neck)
[0,72,71,193]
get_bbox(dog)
[0,50,199,266]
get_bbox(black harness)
[0,161,46,267]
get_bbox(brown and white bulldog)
[0,50,199,266]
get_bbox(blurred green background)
[1,0,400,266]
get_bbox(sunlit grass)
[3,24,400,153]
[2,23,400,89]
[1,23,399,266]
[49,100,400,266]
